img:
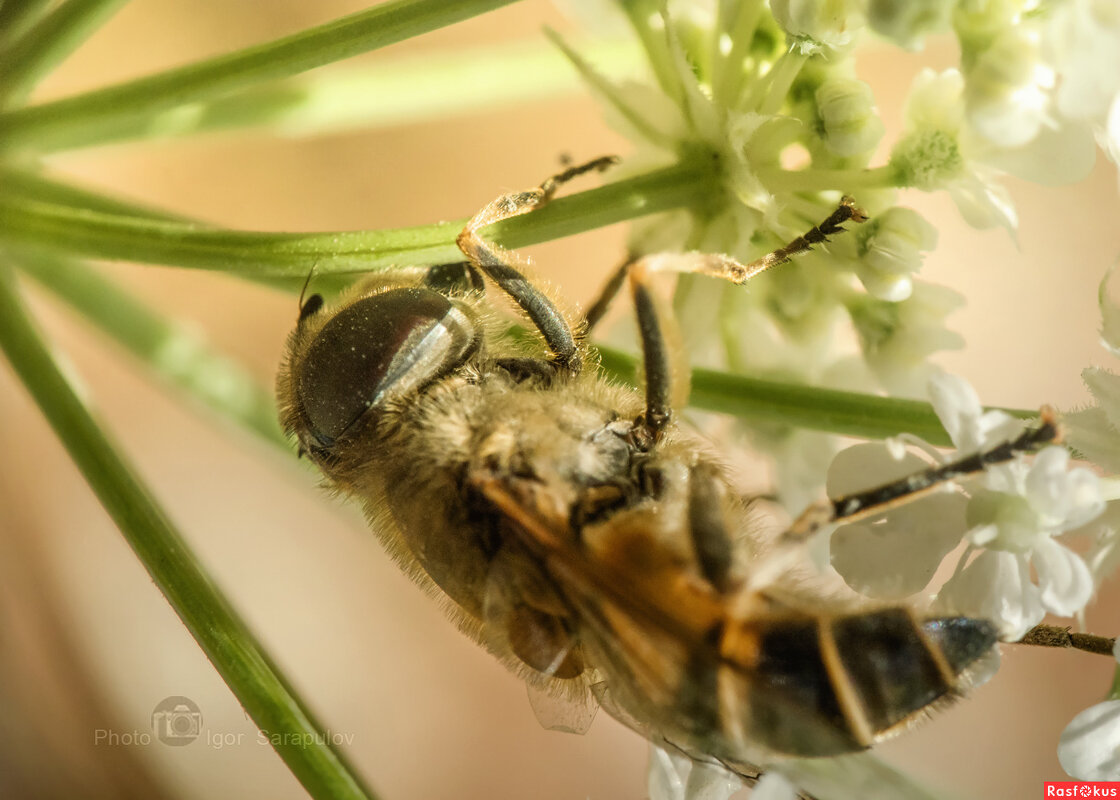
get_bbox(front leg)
[456,156,618,373]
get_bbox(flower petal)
[1032,538,1093,616]
[751,772,799,800]
[831,492,967,599]
[935,550,1044,640]
[1058,700,1120,781]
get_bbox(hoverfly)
[276,158,1056,784]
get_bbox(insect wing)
[526,680,599,735]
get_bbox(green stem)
[0,0,53,49]
[0,160,715,275]
[1109,664,1120,702]
[710,0,764,109]
[756,164,899,194]
[620,0,681,107]
[1,169,354,294]
[595,344,1035,445]
[0,0,524,154]
[0,0,129,109]
[0,264,377,800]
[24,37,640,150]
[14,253,289,451]
[758,49,807,116]
[545,28,674,150]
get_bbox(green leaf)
[0,263,378,800]
[0,0,526,154]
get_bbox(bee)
[276,159,1056,782]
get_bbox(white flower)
[849,281,965,396]
[927,371,1021,453]
[889,69,1018,231]
[850,206,938,301]
[1045,0,1120,167]
[771,0,867,53]
[647,746,743,800]
[889,68,1094,233]
[1056,639,1120,780]
[827,372,1103,639]
[928,380,1103,639]
[962,26,1055,148]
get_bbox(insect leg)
[456,156,618,372]
[594,199,870,439]
[585,197,867,336]
[687,463,735,593]
[783,409,1061,545]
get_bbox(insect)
[276,159,1057,782]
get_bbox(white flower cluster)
[830,372,1104,640]
[555,0,1119,507]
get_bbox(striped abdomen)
[716,608,997,756]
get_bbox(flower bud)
[965,27,1053,147]
[853,206,938,301]
[867,0,952,51]
[770,0,867,52]
[815,77,885,156]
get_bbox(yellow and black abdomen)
[719,609,997,757]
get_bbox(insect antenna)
[296,264,322,323]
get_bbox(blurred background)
[1,1,1119,798]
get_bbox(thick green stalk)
[0,263,377,800]
[595,344,1035,445]
[0,160,715,275]
[0,0,130,109]
[0,0,524,154]
[15,253,289,450]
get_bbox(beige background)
[2,2,1120,799]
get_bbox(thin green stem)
[711,0,764,109]
[0,0,53,49]
[595,343,1035,445]
[758,49,806,116]
[620,0,681,107]
[0,264,377,800]
[0,0,524,154]
[24,37,640,149]
[756,164,900,194]
[14,253,289,451]
[0,169,364,296]
[545,28,675,150]
[1109,664,1120,702]
[0,160,715,275]
[0,0,130,109]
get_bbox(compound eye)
[296,287,477,446]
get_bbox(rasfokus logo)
[1045,783,1120,797]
